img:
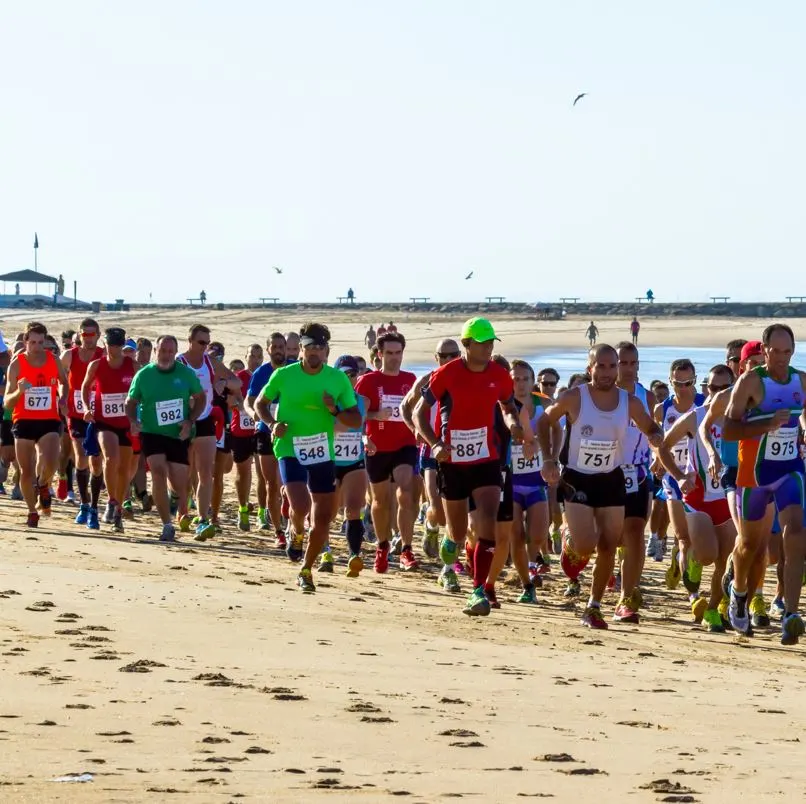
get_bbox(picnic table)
[409,296,430,303]
[337,296,356,304]
[485,296,505,303]
[710,296,730,304]
[259,297,279,307]
[786,296,806,303]
[560,297,579,304]
[187,297,202,305]
[634,297,647,303]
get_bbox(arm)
[214,360,242,395]
[3,360,23,409]
[537,389,579,484]
[80,360,100,421]
[124,396,140,433]
[55,358,69,410]
[723,373,789,441]
[629,395,663,447]
[400,375,429,433]
[699,390,728,469]
[657,411,696,484]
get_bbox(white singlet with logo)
[685,405,725,502]
[564,385,629,475]
[178,354,214,421]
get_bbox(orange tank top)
[13,352,60,422]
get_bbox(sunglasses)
[727,356,740,364]
[671,379,697,387]
[196,339,210,347]
[438,352,460,359]
[539,380,557,387]
[81,331,97,337]
[708,383,731,393]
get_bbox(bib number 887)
[454,441,483,459]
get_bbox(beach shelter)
[0,269,58,296]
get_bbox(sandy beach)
[2,308,806,801]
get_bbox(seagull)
[273,266,283,274]
[465,271,474,280]
[573,92,587,106]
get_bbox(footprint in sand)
[25,601,56,613]
[119,659,167,673]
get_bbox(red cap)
[740,340,763,363]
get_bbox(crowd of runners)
[1,316,805,648]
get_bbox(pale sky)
[1,2,804,305]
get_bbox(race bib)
[672,440,689,470]
[25,386,52,411]
[578,438,617,470]
[239,411,255,431]
[334,431,362,462]
[156,398,183,426]
[380,394,404,421]
[450,427,489,463]
[293,432,329,466]
[622,464,638,494]
[101,393,126,418]
[73,390,84,414]
[765,427,798,461]
[512,444,542,475]
[703,470,724,502]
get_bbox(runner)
[355,332,420,572]
[413,318,530,616]
[364,325,376,350]
[80,327,138,532]
[536,367,563,551]
[613,341,656,623]
[400,338,461,576]
[586,321,599,347]
[230,349,261,531]
[61,318,105,529]
[4,322,69,527]
[125,335,206,542]
[658,364,737,632]
[284,331,300,363]
[254,323,361,592]
[722,324,806,644]
[537,344,663,629]
[245,332,287,542]
[630,317,640,346]
[177,324,242,540]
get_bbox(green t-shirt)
[128,361,203,439]
[262,362,357,462]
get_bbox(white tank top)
[178,353,214,421]
[685,405,725,501]
[662,398,696,473]
[563,385,629,475]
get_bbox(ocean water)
[404,343,806,386]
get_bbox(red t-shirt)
[355,370,416,453]
[230,369,255,437]
[423,359,514,465]
[93,355,136,428]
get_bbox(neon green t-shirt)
[262,362,357,462]
[127,362,203,439]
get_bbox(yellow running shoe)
[750,593,770,628]
[177,513,193,532]
[691,596,708,623]
[346,554,364,578]
[665,545,681,590]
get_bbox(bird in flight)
[465,271,474,280]
[573,92,587,106]
[273,266,283,274]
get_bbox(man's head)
[511,359,535,398]
[155,334,178,369]
[187,324,211,356]
[568,372,590,389]
[460,317,499,365]
[706,364,733,398]
[24,321,48,356]
[725,338,748,378]
[105,327,127,356]
[369,345,381,370]
[615,341,639,384]
[79,318,100,348]
[669,358,697,405]
[537,367,560,399]
[61,329,76,350]
[378,332,406,373]
[434,338,460,367]
[587,344,618,390]
[298,322,330,371]
[207,341,225,362]
[229,358,246,373]
[267,332,287,367]
[739,340,764,374]
[136,337,152,366]
[284,331,300,362]
[246,343,264,372]
[354,355,368,375]
[762,323,795,375]
[334,354,360,387]
[650,380,670,404]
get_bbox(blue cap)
[334,354,359,373]
[123,339,137,351]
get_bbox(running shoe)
[645,533,659,558]
[769,596,785,619]
[66,490,76,504]
[781,612,805,646]
[682,555,703,595]
[297,568,316,594]
[750,594,770,628]
[318,549,334,573]
[439,536,458,566]
[169,492,178,516]
[390,533,403,556]
[417,501,427,525]
[177,513,193,533]
[87,507,100,530]
[56,476,68,501]
[665,545,682,590]
[374,544,390,574]
[691,596,708,624]
[286,531,304,562]
[422,525,440,559]
[141,493,154,513]
[258,508,270,531]
[346,554,364,578]
[74,503,90,526]
[607,574,617,592]
[728,584,751,635]
[581,606,608,630]
[517,584,538,604]
[11,485,23,502]
[613,600,639,624]
[454,561,465,575]
[535,555,551,575]
[26,511,39,528]
[564,579,581,598]
[439,567,461,593]
[399,548,419,571]
[551,529,562,555]
[122,499,135,519]
[112,509,124,533]
[101,501,115,524]
[703,608,725,633]
[194,519,216,542]
[276,530,287,550]
[159,522,176,543]
[721,554,735,602]
[485,585,500,609]
[238,507,250,532]
[38,485,52,517]
[462,586,491,617]
[560,532,590,580]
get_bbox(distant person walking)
[586,321,599,346]
[347,287,355,304]
[630,317,640,345]
[364,324,376,350]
